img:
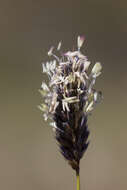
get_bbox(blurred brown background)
[0,0,127,190]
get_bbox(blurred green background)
[0,0,127,190]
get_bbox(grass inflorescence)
[39,36,102,189]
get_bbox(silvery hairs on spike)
[39,36,102,174]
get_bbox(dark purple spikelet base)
[53,80,89,173]
[39,36,102,173]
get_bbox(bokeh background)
[0,0,127,190]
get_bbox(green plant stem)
[76,170,80,190]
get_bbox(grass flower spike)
[39,36,102,190]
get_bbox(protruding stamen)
[77,35,85,50]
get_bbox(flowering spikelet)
[39,36,102,174]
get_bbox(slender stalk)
[76,170,80,190]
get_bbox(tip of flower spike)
[77,35,85,50]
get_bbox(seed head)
[39,36,102,173]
